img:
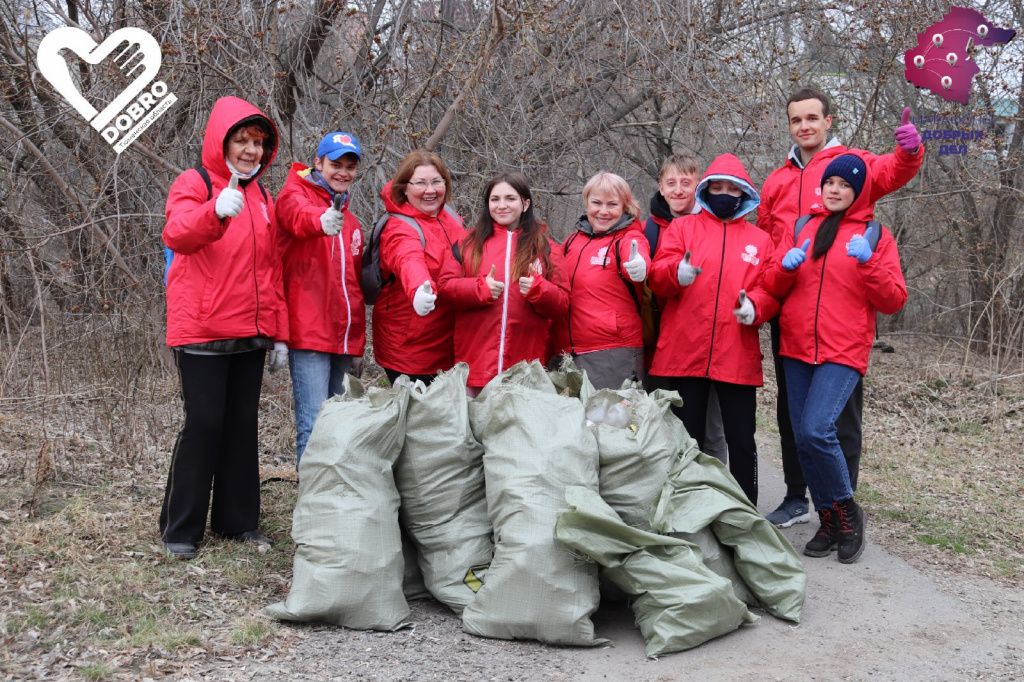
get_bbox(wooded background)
[1,0,1022,404]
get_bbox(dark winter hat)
[821,154,867,199]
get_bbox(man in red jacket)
[758,87,923,527]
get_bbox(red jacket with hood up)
[761,150,908,375]
[648,153,778,385]
[438,225,568,387]
[163,97,287,347]
[371,182,467,375]
[559,215,651,354]
[275,163,365,356]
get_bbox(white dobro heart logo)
[37,27,162,132]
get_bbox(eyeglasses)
[408,178,446,189]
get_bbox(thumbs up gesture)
[847,225,876,264]
[413,280,436,316]
[485,264,504,300]
[676,250,702,286]
[320,193,345,236]
[895,107,922,153]
[782,238,811,271]
[624,239,647,282]
[215,174,244,219]
[732,289,756,325]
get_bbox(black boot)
[803,506,837,557]
[835,497,867,564]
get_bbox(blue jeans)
[782,359,860,511]
[289,350,353,463]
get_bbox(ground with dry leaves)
[0,332,1021,680]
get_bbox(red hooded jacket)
[758,140,923,249]
[560,215,651,354]
[761,151,907,376]
[275,163,365,356]
[371,182,467,375]
[648,154,778,385]
[438,225,569,387]
[163,97,287,347]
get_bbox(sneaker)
[766,496,811,527]
[164,541,197,560]
[803,507,837,557]
[835,498,867,564]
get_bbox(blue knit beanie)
[821,154,867,199]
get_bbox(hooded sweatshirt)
[758,138,923,250]
[371,181,467,375]
[648,153,777,385]
[559,213,651,354]
[275,163,365,356]
[438,225,568,387]
[761,149,907,375]
[163,96,286,347]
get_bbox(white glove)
[215,174,244,219]
[413,281,436,316]
[519,275,535,295]
[320,207,343,236]
[677,250,702,286]
[733,290,755,325]
[624,239,647,282]
[269,342,288,372]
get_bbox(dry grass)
[0,326,1022,678]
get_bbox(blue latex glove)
[782,239,811,271]
[846,225,877,264]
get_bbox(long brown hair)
[463,172,554,280]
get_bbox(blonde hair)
[659,154,701,180]
[582,171,640,219]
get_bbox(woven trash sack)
[264,376,411,631]
[461,361,603,645]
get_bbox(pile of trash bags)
[265,361,805,657]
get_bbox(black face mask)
[703,190,743,220]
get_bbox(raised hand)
[782,239,811,271]
[846,225,876,264]
[895,107,922,153]
[624,239,647,282]
[732,289,755,325]
[320,194,344,236]
[413,281,436,316]
[215,174,244,218]
[485,264,504,299]
[676,250,702,286]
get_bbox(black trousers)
[384,367,436,386]
[160,349,265,544]
[770,319,863,499]
[660,377,759,505]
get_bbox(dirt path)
[193,440,1024,681]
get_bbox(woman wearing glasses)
[372,150,467,384]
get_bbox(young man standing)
[758,87,923,526]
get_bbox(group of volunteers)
[158,88,922,568]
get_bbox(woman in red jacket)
[439,172,568,392]
[648,153,777,505]
[275,132,365,464]
[763,153,907,564]
[160,97,286,560]
[372,150,467,384]
[560,172,651,389]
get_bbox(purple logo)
[904,7,1015,104]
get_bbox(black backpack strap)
[256,181,268,202]
[643,217,661,257]
[451,241,463,265]
[562,232,578,256]
[194,165,213,201]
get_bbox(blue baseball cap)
[316,132,361,160]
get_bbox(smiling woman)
[555,172,650,389]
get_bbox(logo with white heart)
[37,26,177,154]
